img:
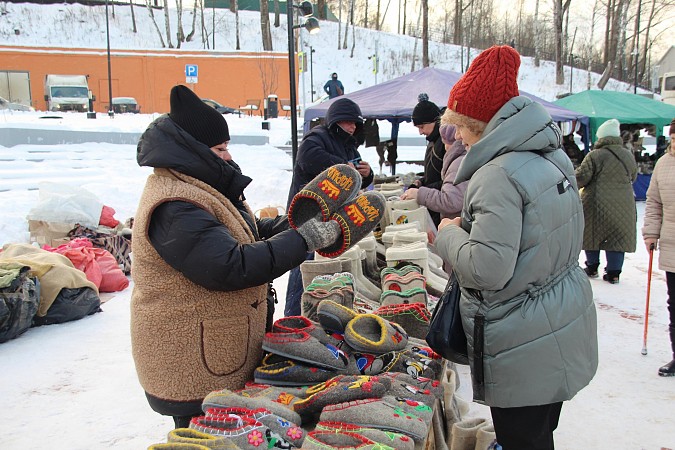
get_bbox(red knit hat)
[447,45,521,123]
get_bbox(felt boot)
[603,270,621,284]
[474,422,497,450]
[584,262,599,278]
[449,418,489,450]
[658,328,675,377]
[300,259,344,290]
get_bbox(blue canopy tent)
[303,67,590,135]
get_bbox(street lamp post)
[286,1,319,166]
[310,46,315,102]
[105,0,114,117]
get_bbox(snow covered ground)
[0,110,673,449]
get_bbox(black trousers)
[490,402,563,450]
[666,271,675,355]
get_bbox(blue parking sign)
[185,64,198,77]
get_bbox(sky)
[0,3,674,449]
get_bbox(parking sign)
[185,64,198,84]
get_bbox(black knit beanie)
[411,93,441,126]
[169,85,230,147]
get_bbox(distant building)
[655,46,675,93]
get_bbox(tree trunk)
[129,0,137,33]
[343,0,351,49]
[177,0,186,48]
[338,0,343,49]
[553,0,571,85]
[273,0,280,27]
[260,0,273,50]
[235,0,241,50]
[317,0,327,20]
[534,0,540,66]
[186,0,197,41]
[162,0,173,48]
[145,0,166,48]
[376,0,381,31]
[422,0,429,67]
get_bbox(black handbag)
[425,271,469,364]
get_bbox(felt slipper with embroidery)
[373,303,431,340]
[344,314,408,354]
[302,430,388,450]
[318,191,387,258]
[205,407,305,448]
[288,164,362,229]
[292,375,387,418]
[317,299,358,333]
[165,428,240,449]
[262,330,350,371]
[201,388,301,426]
[379,287,428,307]
[253,352,338,387]
[315,421,415,450]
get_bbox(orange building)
[0,45,294,113]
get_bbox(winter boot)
[584,262,599,278]
[603,270,621,284]
[659,328,675,377]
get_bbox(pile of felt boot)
[254,304,443,387]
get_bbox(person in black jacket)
[284,97,374,316]
[130,85,341,429]
[410,93,445,227]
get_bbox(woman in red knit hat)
[433,45,598,449]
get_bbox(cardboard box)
[28,220,75,247]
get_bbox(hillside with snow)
[0,1,641,106]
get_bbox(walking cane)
[641,244,655,355]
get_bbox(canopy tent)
[302,67,590,135]
[554,90,675,142]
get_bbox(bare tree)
[234,0,240,50]
[186,0,197,42]
[256,54,279,102]
[343,0,351,49]
[260,0,273,50]
[317,0,327,19]
[422,0,429,66]
[338,0,343,49]
[162,0,173,48]
[533,0,540,66]
[129,0,137,33]
[175,0,185,49]
[146,0,166,48]
[553,0,571,84]
[273,0,280,27]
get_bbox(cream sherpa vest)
[131,168,267,402]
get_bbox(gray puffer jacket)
[435,96,598,408]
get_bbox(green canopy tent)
[554,90,675,147]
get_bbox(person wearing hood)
[284,97,374,317]
[435,46,598,449]
[323,72,345,99]
[400,122,468,225]
[410,93,446,227]
[130,85,342,429]
[575,119,638,284]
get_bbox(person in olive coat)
[575,119,638,284]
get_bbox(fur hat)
[447,45,520,123]
[670,118,675,135]
[412,93,441,126]
[439,123,456,145]
[596,119,621,140]
[169,85,230,147]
